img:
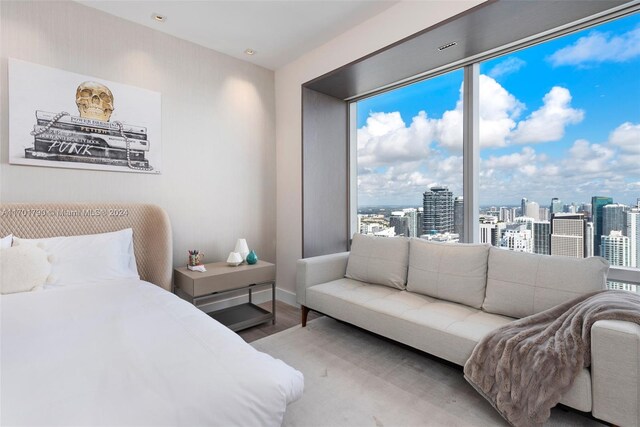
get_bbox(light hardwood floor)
[238,301,321,343]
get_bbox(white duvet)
[1,279,304,426]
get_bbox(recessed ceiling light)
[151,13,166,23]
[438,41,457,51]
[244,49,256,56]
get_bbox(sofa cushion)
[345,233,409,289]
[305,278,593,412]
[407,239,490,309]
[482,247,609,318]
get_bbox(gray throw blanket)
[464,290,640,427]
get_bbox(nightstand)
[174,260,276,332]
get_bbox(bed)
[0,203,304,426]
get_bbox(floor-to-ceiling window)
[355,69,465,241]
[352,11,640,291]
[477,13,640,290]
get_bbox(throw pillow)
[345,233,409,289]
[482,247,609,318]
[1,245,51,294]
[407,238,490,309]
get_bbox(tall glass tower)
[550,198,563,214]
[602,203,628,237]
[591,196,613,256]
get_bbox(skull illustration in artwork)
[75,81,114,122]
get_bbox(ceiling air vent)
[438,41,457,51]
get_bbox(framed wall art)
[8,58,161,174]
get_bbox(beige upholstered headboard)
[0,203,173,291]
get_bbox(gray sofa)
[296,234,640,427]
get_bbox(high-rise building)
[602,203,628,237]
[501,224,533,253]
[627,209,640,268]
[389,212,409,237]
[551,213,586,258]
[586,222,594,258]
[514,216,534,232]
[550,198,563,214]
[592,196,613,256]
[533,221,550,255]
[539,207,550,221]
[601,231,630,267]
[499,207,512,223]
[525,201,540,220]
[479,215,504,246]
[417,208,423,236]
[423,186,453,234]
[454,197,464,242]
[403,208,418,238]
[521,198,528,217]
[510,207,519,222]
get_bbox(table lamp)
[234,238,250,261]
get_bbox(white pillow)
[1,234,13,249]
[13,228,139,286]
[1,245,51,294]
[407,239,490,309]
[345,233,409,289]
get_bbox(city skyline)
[358,188,639,294]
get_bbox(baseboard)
[276,287,299,307]
[196,287,298,312]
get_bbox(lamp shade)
[234,238,250,261]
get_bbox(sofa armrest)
[296,252,350,306]
[592,319,640,427]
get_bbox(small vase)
[246,250,258,265]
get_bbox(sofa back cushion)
[482,247,609,318]
[345,233,409,289]
[406,239,490,309]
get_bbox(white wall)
[0,1,276,270]
[275,1,484,295]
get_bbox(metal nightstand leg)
[272,281,276,325]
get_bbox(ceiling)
[76,0,398,70]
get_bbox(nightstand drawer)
[175,260,275,297]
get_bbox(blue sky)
[356,12,640,207]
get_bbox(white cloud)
[357,155,463,206]
[433,75,523,150]
[357,111,433,169]
[567,139,615,174]
[608,122,640,154]
[548,26,640,67]
[488,57,526,78]
[479,75,523,148]
[478,140,616,205]
[483,147,536,170]
[356,78,638,205]
[511,86,584,144]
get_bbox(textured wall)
[0,1,276,271]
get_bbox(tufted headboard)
[0,203,173,291]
